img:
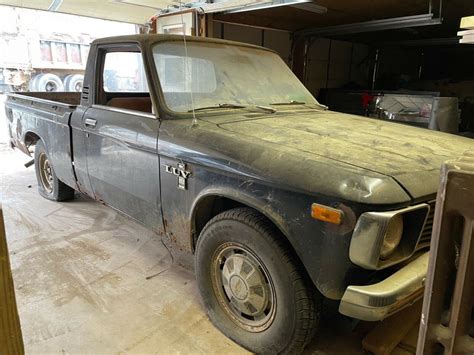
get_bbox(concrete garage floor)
[0,99,365,354]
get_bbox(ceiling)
[0,0,169,23]
[2,0,474,43]
[215,0,474,43]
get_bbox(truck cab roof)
[90,34,272,52]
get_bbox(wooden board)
[460,36,474,44]
[458,18,474,43]
[362,300,422,355]
[457,29,474,36]
[460,16,474,29]
[0,207,24,355]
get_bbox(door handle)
[84,118,97,128]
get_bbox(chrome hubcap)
[38,152,53,194]
[229,274,248,300]
[212,243,276,332]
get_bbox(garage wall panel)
[213,22,223,38]
[263,31,290,63]
[307,63,328,81]
[308,38,331,61]
[306,38,330,94]
[305,38,369,96]
[329,62,350,81]
[211,21,291,63]
[330,40,352,64]
[222,23,261,45]
[350,43,369,85]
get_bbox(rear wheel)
[34,140,74,201]
[196,208,321,354]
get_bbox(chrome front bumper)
[339,252,429,321]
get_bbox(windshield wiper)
[270,100,328,110]
[189,103,247,112]
[270,100,306,105]
[189,103,276,114]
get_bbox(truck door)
[82,46,163,233]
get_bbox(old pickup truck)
[5,34,473,354]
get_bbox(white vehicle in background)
[26,39,90,92]
[1,27,89,93]
[0,6,136,93]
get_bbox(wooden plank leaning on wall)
[417,150,474,354]
[0,206,24,355]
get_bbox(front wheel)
[34,140,75,201]
[195,208,321,354]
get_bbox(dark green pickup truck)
[5,34,473,354]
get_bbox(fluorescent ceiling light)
[381,37,460,47]
[295,14,442,37]
[291,2,327,14]
[197,0,272,14]
[224,0,327,14]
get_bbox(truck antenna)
[179,1,198,127]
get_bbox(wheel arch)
[19,131,42,156]
[191,189,292,251]
[189,189,313,278]
[24,131,41,145]
[190,188,319,296]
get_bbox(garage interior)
[1,0,473,354]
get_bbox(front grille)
[416,200,436,249]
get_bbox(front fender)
[159,156,364,299]
[190,186,293,248]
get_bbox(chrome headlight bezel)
[349,203,430,270]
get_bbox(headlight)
[380,215,403,259]
[349,203,430,270]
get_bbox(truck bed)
[5,91,80,190]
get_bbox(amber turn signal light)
[311,203,343,225]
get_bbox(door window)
[103,51,149,93]
[100,50,152,114]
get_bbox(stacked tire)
[28,73,83,92]
[29,74,64,92]
[63,74,84,92]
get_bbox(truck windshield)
[152,41,317,113]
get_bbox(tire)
[28,75,39,91]
[34,140,75,201]
[64,74,83,92]
[196,207,321,354]
[63,75,72,92]
[35,74,64,92]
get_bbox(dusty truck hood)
[211,110,473,201]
